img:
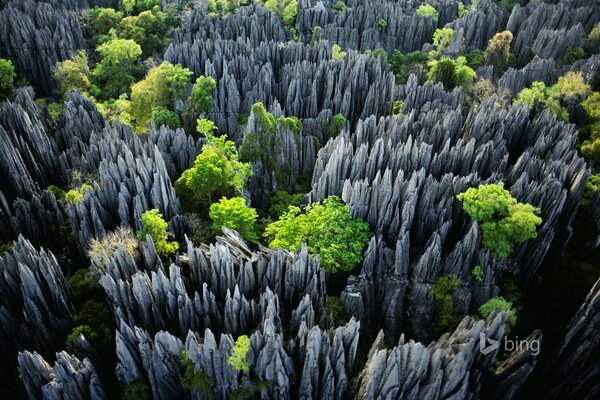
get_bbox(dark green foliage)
[0,242,13,256]
[151,106,181,129]
[561,47,586,65]
[392,100,404,115]
[465,49,485,70]
[457,183,542,259]
[264,196,372,273]
[265,0,298,32]
[389,50,430,84]
[479,296,517,335]
[321,113,346,139]
[191,76,216,114]
[326,296,349,325]
[431,275,463,334]
[0,58,16,100]
[427,56,476,91]
[181,349,212,391]
[472,265,484,282]
[92,38,142,100]
[123,380,151,400]
[268,190,305,219]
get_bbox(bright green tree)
[191,76,217,113]
[332,44,347,60]
[514,81,568,121]
[264,196,371,272]
[92,38,142,99]
[54,50,91,97]
[0,58,16,100]
[431,274,463,334]
[430,28,454,59]
[479,296,517,335]
[333,1,346,12]
[580,92,600,163]
[136,209,179,256]
[377,18,388,31]
[417,4,439,21]
[553,71,591,101]
[265,0,298,30]
[209,197,258,242]
[94,8,123,36]
[196,118,218,135]
[457,183,542,259]
[228,335,251,373]
[175,134,252,208]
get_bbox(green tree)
[472,265,484,282]
[228,335,251,373]
[268,190,305,219]
[332,44,347,60]
[553,71,591,101]
[389,50,430,84]
[92,38,142,99]
[151,106,181,129]
[209,197,258,242]
[427,56,475,91]
[96,94,134,125]
[430,28,454,59]
[264,196,371,272]
[514,81,568,121]
[175,134,252,207]
[0,58,16,100]
[417,4,439,21]
[484,31,513,73]
[196,118,218,135]
[560,47,586,65]
[431,275,463,334]
[94,8,123,36]
[191,75,217,113]
[265,0,298,30]
[136,209,179,256]
[457,183,542,259]
[377,18,388,31]
[321,113,346,138]
[465,49,485,70]
[479,296,517,335]
[65,184,93,204]
[580,92,600,163]
[130,61,192,131]
[54,50,91,97]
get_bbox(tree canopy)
[209,197,258,242]
[136,209,179,256]
[54,50,91,97]
[264,196,371,272]
[479,296,517,335]
[457,183,542,259]
[427,56,476,91]
[0,58,16,100]
[485,31,513,73]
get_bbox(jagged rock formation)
[17,349,106,400]
[498,58,558,97]
[0,0,85,96]
[449,0,508,52]
[311,77,588,343]
[534,278,600,400]
[507,0,600,65]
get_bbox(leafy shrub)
[92,38,142,100]
[181,349,212,391]
[265,0,298,31]
[196,118,218,135]
[377,18,388,31]
[65,184,93,204]
[389,50,430,84]
[589,21,600,46]
[228,335,251,373]
[392,100,404,114]
[264,196,371,272]
[333,1,346,12]
[427,56,475,91]
[580,92,600,163]
[465,49,485,70]
[417,4,439,21]
[430,28,454,59]
[457,183,542,259]
[554,71,591,101]
[472,265,484,282]
[560,47,586,65]
[151,106,181,129]
[87,226,139,260]
[479,296,517,335]
[0,58,16,100]
[209,197,258,242]
[514,81,568,121]
[136,209,179,256]
[321,113,346,138]
[431,275,463,333]
[332,44,346,60]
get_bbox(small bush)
[332,44,347,60]
[560,47,586,65]
[228,335,251,373]
[417,4,439,21]
[333,1,345,12]
[181,349,212,391]
[123,380,151,400]
[326,296,349,325]
[472,265,484,282]
[151,106,181,129]
[478,296,517,335]
[377,18,388,31]
[209,197,259,242]
[431,275,463,333]
[136,209,179,256]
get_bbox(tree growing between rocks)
[136,209,179,256]
[0,58,16,100]
[209,197,259,242]
[484,31,513,74]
